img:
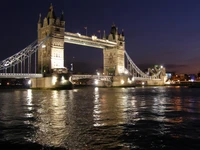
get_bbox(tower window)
[55,28,60,32]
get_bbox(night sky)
[1,0,200,74]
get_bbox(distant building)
[188,74,197,81]
[166,72,175,80]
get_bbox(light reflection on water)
[0,86,200,149]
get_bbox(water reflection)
[32,90,68,147]
[24,89,33,125]
[93,88,128,126]
[1,87,200,149]
[93,87,102,126]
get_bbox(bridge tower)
[103,24,125,76]
[37,4,66,74]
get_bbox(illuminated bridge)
[0,4,166,88]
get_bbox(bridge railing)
[133,77,161,81]
[0,73,43,78]
[71,75,112,81]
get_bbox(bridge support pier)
[30,73,73,89]
[111,75,135,87]
[146,79,164,86]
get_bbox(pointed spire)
[116,27,118,35]
[60,11,64,21]
[122,29,124,36]
[103,30,106,39]
[110,23,116,34]
[50,3,53,10]
[47,3,56,19]
[38,13,42,24]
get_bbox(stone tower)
[37,4,65,74]
[103,24,125,76]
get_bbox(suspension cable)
[124,50,162,79]
[0,36,49,71]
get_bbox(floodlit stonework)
[37,4,65,74]
[103,24,125,76]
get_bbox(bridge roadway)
[64,32,117,48]
[0,73,43,78]
[70,75,112,81]
[70,75,161,81]
[0,73,161,82]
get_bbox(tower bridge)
[0,4,167,89]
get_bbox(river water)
[0,86,200,150]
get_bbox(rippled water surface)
[0,86,200,150]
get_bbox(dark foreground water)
[0,86,200,150]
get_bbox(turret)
[110,24,116,40]
[38,13,42,29]
[43,17,48,27]
[115,27,118,41]
[121,29,125,41]
[118,29,125,41]
[47,3,56,25]
[122,29,124,36]
[103,30,106,39]
[60,11,65,27]
[56,17,60,26]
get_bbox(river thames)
[0,86,200,150]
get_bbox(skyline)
[1,0,200,74]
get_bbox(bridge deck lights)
[121,79,124,84]
[77,33,81,37]
[92,35,97,41]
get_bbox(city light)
[42,44,46,48]
[77,33,81,36]
[92,35,97,40]
[121,79,124,84]
[128,78,132,83]
[28,79,31,85]
[94,79,98,85]
[52,76,57,85]
[61,76,66,84]
[124,70,128,74]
